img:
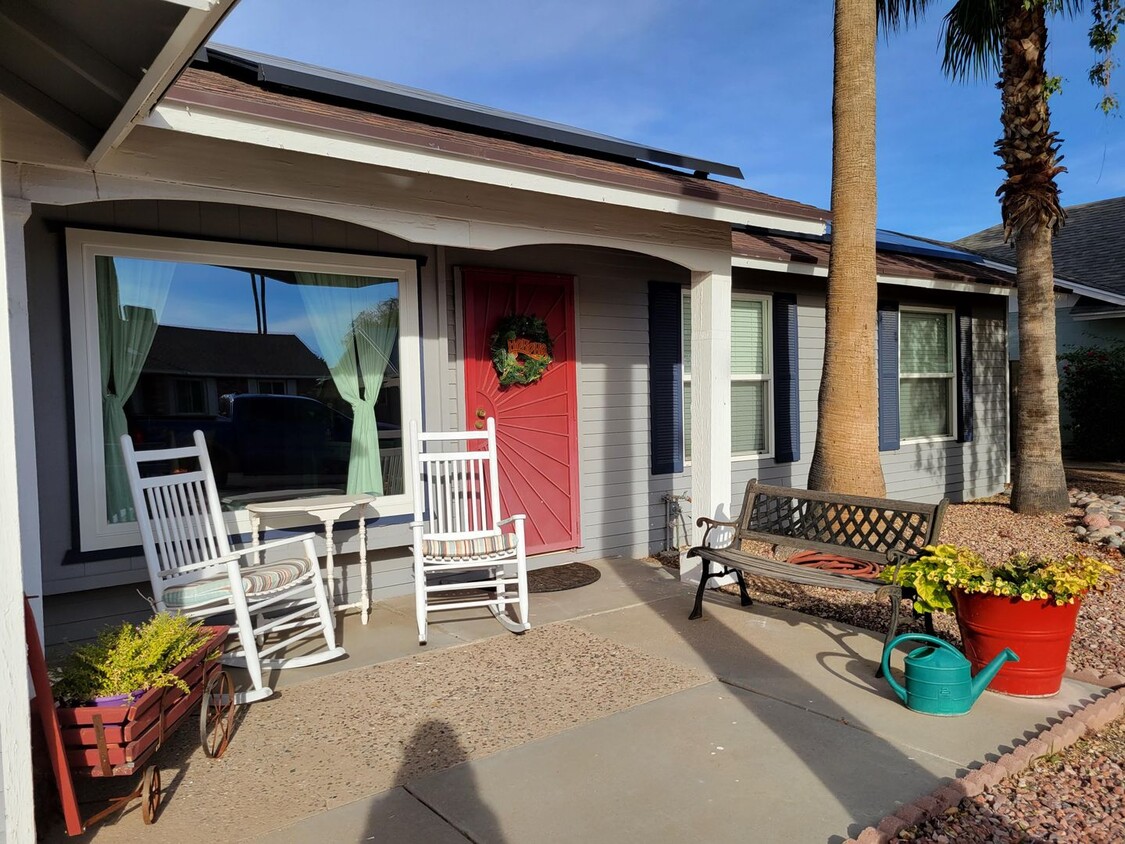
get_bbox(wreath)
[490,315,553,386]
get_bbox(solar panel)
[198,45,745,180]
[874,229,986,264]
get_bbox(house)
[956,197,1125,444]
[1,7,1016,839]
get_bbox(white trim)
[87,0,237,166]
[66,229,423,553]
[898,306,957,443]
[146,103,827,235]
[1072,309,1125,322]
[732,255,1014,297]
[0,188,36,844]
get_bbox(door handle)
[476,409,487,418]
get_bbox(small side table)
[245,494,376,625]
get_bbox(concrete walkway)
[225,559,1105,844]
[50,562,1107,844]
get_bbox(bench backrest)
[736,480,947,565]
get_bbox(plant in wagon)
[51,613,212,706]
[883,544,1116,696]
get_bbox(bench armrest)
[696,516,738,550]
[883,548,912,583]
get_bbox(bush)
[51,614,210,705]
[1059,342,1125,460]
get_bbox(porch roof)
[732,229,1016,289]
[160,54,830,232]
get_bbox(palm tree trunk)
[809,0,886,496]
[998,1,1069,513]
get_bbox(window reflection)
[97,256,403,522]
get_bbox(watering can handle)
[880,633,961,704]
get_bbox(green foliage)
[881,543,1116,614]
[51,614,211,705]
[876,0,1124,112]
[1059,341,1125,460]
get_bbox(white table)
[245,494,376,624]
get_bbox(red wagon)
[26,598,235,835]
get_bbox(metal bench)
[688,480,947,674]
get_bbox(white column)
[682,265,732,582]
[0,184,38,840]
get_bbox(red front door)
[461,268,580,555]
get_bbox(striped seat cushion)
[163,558,313,610]
[422,533,519,559]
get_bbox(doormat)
[528,563,601,593]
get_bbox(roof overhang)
[0,0,238,167]
[732,254,1014,296]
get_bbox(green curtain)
[296,273,398,495]
[96,256,174,522]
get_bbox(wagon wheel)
[141,765,161,825]
[200,669,235,758]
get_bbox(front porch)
[40,557,1109,843]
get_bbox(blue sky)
[214,1,1123,242]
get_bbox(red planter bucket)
[952,590,1081,697]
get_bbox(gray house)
[1,12,1016,838]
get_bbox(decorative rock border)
[843,668,1125,844]
[1071,488,1125,551]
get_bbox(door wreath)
[490,315,553,386]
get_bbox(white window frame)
[66,229,423,552]
[682,290,773,464]
[898,306,957,444]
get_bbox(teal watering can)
[881,634,1019,716]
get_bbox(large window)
[899,308,956,440]
[682,292,772,461]
[68,231,421,551]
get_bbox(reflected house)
[133,325,331,418]
[129,324,403,498]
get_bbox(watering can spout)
[970,647,1020,701]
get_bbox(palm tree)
[879,0,1121,514]
[808,0,888,497]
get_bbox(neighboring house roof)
[160,47,830,229]
[732,229,1016,289]
[0,0,235,164]
[144,326,328,379]
[955,196,1125,302]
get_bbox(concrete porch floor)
[44,558,1109,844]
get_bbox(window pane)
[683,381,692,462]
[100,256,404,523]
[732,381,767,454]
[901,312,951,374]
[681,295,692,371]
[731,299,766,375]
[901,378,951,439]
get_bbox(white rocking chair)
[410,418,531,644]
[120,430,346,703]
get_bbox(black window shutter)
[649,281,684,474]
[877,300,900,452]
[956,305,974,443]
[772,292,800,463]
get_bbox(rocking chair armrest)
[228,532,319,561]
[696,516,737,550]
[497,514,527,526]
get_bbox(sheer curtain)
[296,273,398,495]
[96,256,175,522]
